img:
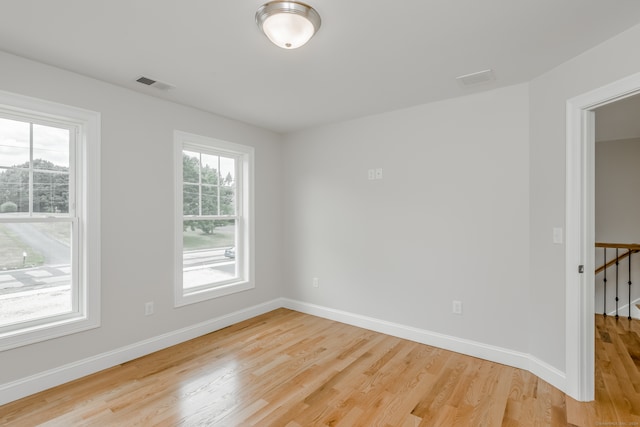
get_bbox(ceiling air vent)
[135,76,175,91]
[456,69,495,86]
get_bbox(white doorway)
[566,71,640,401]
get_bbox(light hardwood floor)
[1,309,639,426]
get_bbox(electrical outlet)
[312,277,319,288]
[375,168,383,180]
[145,301,154,316]
[452,300,462,315]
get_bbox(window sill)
[0,314,100,352]
[174,280,254,307]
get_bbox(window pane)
[219,156,236,215]
[0,117,29,168]
[33,171,69,214]
[33,124,70,170]
[0,222,72,328]
[200,153,218,185]
[183,151,200,184]
[220,185,235,215]
[0,168,29,213]
[201,185,218,215]
[183,183,200,215]
[183,219,236,289]
[219,156,235,185]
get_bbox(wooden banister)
[595,242,640,250]
[595,243,640,275]
[595,249,638,275]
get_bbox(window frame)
[0,90,100,351]
[174,131,254,306]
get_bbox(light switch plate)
[368,169,375,180]
[553,227,563,244]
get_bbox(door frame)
[565,71,640,401]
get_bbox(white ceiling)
[1,1,640,133]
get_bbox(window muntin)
[175,131,253,306]
[0,91,100,351]
[182,150,236,217]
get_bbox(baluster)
[629,251,633,320]
[615,248,619,319]
[603,248,607,316]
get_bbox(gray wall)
[282,84,531,352]
[595,138,640,243]
[0,51,284,384]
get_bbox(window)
[0,90,100,350]
[174,131,253,306]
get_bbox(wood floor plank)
[2,309,640,426]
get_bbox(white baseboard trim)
[527,355,567,392]
[1,297,568,406]
[0,298,282,406]
[605,297,640,319]
[280,298,567,394]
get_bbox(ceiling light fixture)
[255,1,321,49]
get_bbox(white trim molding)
[566,70,640,402]
[280,299,567,393]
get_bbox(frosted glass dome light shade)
[262,13,314,49]
[256,1,321,49]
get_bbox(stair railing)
[595,242,640,320]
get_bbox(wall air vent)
[456,69,495,86]
[135,76,175,91]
